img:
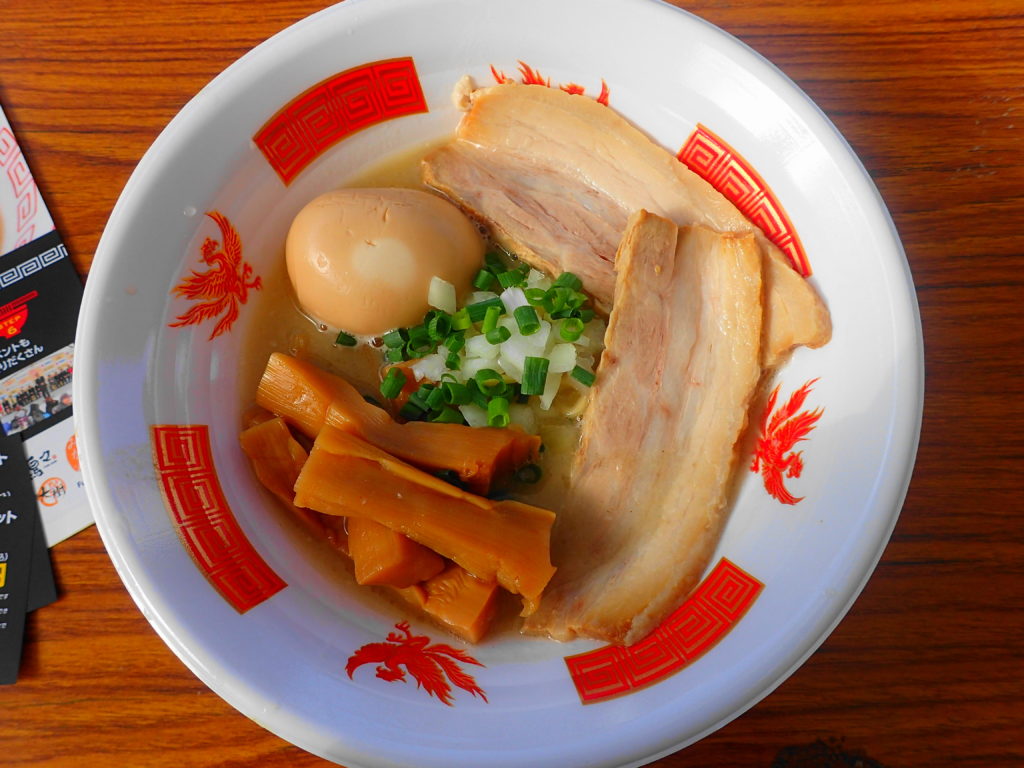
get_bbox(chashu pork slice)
[423,82,829,367]
[522,211,763,645]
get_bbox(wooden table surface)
[3,1,1022,766]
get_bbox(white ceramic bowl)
[74,1,923,766]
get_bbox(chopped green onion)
[443,332,465,354]
[445,350,461,370]
[426,312,451,341]
[514,463,543,484]
[553,272,583,291]
[382,328,407,348]
[487,396,510,427]
[405,325,434,357]
[521,356,550,396]
[524,287,547,306]
[425,386,445,411]
[474,368,505,392]
[432,406,465,424]
[384,347,405,363]
[399,401,424,420]
[335,330,357,347]
[560,317,585,341]
[406,324,430,347]
[513,305,541,335]
[466,297,505,324]
[380,368,407,399]
[571,365,596,387]
[541,288,566,315]
[442,380,473,405]
[472,269,496,291]
[484,251,506,271]
[576,308,596,323]
[450,307,472,330]
[406,341,433,358]
[497,268,526,290]
[466,379,490,410]
[481,304,501,334]
[486,326,512,345]
[408,384,434,411]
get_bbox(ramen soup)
[238,143,589,638]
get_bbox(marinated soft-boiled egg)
[285,187,484,336]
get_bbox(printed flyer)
[0,100,84,681]
[0,103,90,547]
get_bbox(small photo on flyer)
[0,343,73,437]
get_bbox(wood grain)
[2,1,1023,766]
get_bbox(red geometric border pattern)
[678,125,811,277]
[0,125,42,249]
[564,558,762,704]
[254,57,428,185]
[151,425,286,613]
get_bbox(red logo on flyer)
[37,477,67,507]
[66,433,79,472]
[0,290,37,338]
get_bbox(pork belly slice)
[423,82,829,367]
[522,211,763,645]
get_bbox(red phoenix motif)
[169,211,261,340]
[491,61,610,106]
[751,379,824,505]
[346,621,488,706]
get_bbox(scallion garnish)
[571,365,596,387]
[442,380,473,405]
[371,260,599,430]
[486,326,512,345]
[451,307,472,331]
[487,396,510,427]
[524,287,547,306]
[444,332,465,354]
[335,330,357,347]
[560,317,585,342]
[426,311,451,341]
[466,297,505,324]
[474,368,505,392]
[382,328,407,348]
[553,272,583,292]
[513,305,541,336]
[481,304,501,334]
[406,325,430,348]
[521,356,549,396]
[399,401,423,420]
[485,251,506,271]
[497,268,526,290]
[380,367,407,399]
[472,269,496,291]
[424,386,445,411]
[432,406,465,424]
[408,384,434,412]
